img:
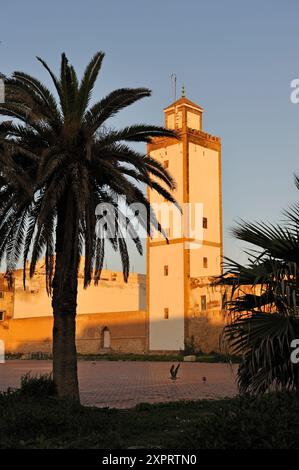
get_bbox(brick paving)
[0,360,238,408]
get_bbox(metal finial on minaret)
[170,73,177,101]
[181,84,186,97]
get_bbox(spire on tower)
[164,94,203,131]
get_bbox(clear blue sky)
[1,0,299,273]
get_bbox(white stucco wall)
[148,143,186,350]
[187,111,201,130]
[149,243,185,350]
[188,142,221,277]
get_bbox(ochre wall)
[187,317,224,353]
[187,277,225,353]
[13,267,145,319]
[2,310,147,355]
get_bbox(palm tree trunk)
[52,193,80,401]
[53,307,79,401]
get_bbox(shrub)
[20,373,56,398]
[184,336,201,355]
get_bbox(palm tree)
[216,176,299,395]
[0,52,178,401]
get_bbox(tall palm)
[216,176,299,395]
[0,52,177,401]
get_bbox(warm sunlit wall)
[1,265,147,354]
[188,142,222,278]
[4,310,147,354]
[148,97,223,352]
[148,243,185,350]
[12,267,146,319]
[148,142,186,351]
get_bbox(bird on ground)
[170,364,180,380]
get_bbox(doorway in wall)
[101,326,111,350]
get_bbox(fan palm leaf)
[216,176,299,394]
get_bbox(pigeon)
[170,364,180,380]
[202,376,207,383]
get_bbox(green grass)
[77,352,241,363]
[1,384,299,448]
[77,352,184,362]
[6,352,241,363]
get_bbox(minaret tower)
[147,93,222,352]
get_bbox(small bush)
[20,373,56,398]
[184,336,201,355]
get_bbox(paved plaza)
[0,360,238,408]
